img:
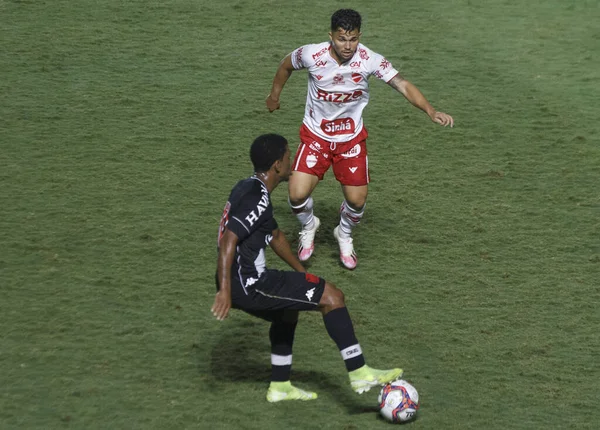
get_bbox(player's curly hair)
[250,134,288,173]
[331,9,361,32]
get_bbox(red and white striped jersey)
[290,42,399,143]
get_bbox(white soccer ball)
[378,379,420,423]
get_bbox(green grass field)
[2,0,599,428]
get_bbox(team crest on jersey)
[306,154,318,168]
[351,73,362,83]
[359,48,370,60]
[315,75,323,80]
[333,74,344,85]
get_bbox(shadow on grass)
[204,315,377,415]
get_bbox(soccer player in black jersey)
[212,134,403,402]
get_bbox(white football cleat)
[333,226,357,270]
[298,216,320,262]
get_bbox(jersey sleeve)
[226,193,273,242]
[267,217,278,233]
[368,52,399,83]
[290,44,315,70]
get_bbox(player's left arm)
[387,74,454,127]
[269,228,306,272]
[212,228,238,321]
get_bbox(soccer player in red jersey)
[266,9,454,269]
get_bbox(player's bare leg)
[333,185,368,270]
[319,282,403,393]
[289,171,321,261]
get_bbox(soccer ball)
[378,380,419,424]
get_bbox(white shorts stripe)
[340,344,363,360]
[293,143,306,171]
[271,354,293,366]
[254,288,318,306]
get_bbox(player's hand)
[266,94,280,112]
[211,290,231,321]
[431,111,454,128]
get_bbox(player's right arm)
[266,54,295,112]
[212,228,238,321]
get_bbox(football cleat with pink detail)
[298,216,320,262]
[333,226,357,270]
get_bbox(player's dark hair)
[250,134,288,173]
[331,9,361,32]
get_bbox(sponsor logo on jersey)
[245,277,258,288]
[315,89,363,103]
[373,70,383,79]
[350,61,362,68]
[312,47,328,60]
[358,48,370,60]
[306,154,318,168]
[309,141,322,152]
[305,288,315,301]
[341,144,362,158]
[315,60,327,67]
[244,186,270,227]
[320,118,356,136]
[380,58,391,69]
[265,234,273,245]
[295,47,304,67]
[351,73,362,83]
[349,166,358,173]
[333,74,344,85]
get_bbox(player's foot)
[333,226,357,270]
[298,216,320,262]
[266,381,318,403]
[349,365,404,394]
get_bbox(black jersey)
[217,176,278,293]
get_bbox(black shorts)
[216,269,326,317]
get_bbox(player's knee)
[288,174,317,208]
[346,197,366,211]
[289,195,308,211]
[319,282,346,311]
